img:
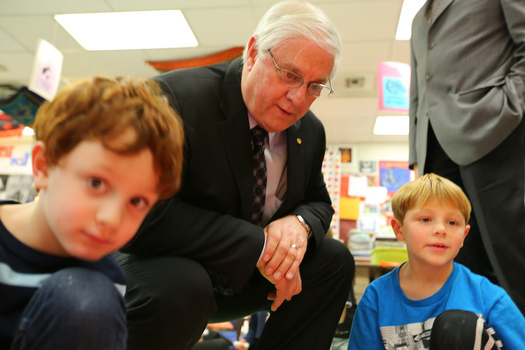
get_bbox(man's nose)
[286,84,308,106]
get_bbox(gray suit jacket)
[409,0,525,174]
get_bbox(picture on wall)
[339,147,353,164]
[379,160,410,194]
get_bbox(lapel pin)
[297,138,302,144]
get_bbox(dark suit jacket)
[121,59,334,295]
[409,0,525,173]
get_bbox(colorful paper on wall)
[322,148,341,238]
[379,160,410,194]
[340,197,360,220]
[348,175,368,198]
[377,61,410,112]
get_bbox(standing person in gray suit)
[409,0,525,314]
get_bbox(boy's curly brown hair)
[33,76,184,200]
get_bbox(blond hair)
[33,76,184,200]
[392,173,471,224]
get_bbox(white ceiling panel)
[0,28,26,52]
[184,7,258,46]
[106,0,254,12]
[0,0,113,15]
[0,16,83,52]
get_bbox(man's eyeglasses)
[268,49,333,98]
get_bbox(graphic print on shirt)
[380,318,435,350]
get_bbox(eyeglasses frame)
[267,49,334,98]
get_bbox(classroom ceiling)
[0,0,412,145]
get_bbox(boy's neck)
[0,200,58,255]
[398,261,454,300]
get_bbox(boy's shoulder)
[360,265,402,302]
[453,262,506,293]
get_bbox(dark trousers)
[425,120,525,314]
[11,268,127,350]
[115,237,354,350]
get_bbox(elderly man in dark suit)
[115,1,354,349]
[410,0,525,314]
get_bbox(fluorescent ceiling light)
[55,10,198,51]
[395,0,426,40]
[373,116,409,135]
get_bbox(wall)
[333,142,409,174]
[325,142,411,242]
[0,134,36,202]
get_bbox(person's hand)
[259,215,308,282]
[257,262,302,311]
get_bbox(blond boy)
[0,77,184,349]
[348,173,525,350]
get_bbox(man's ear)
[391,217,406,242]
[32,141,49,190]
[244,35,258,71]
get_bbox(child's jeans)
[11,267,127,350]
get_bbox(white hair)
[243,1,342,79]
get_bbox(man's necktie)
[250,126,268,226]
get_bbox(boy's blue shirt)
[348,262,525,350]
[0,201,126,348]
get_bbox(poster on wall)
[379,160,410,194]
[339,147,353,164]
[359,160,376,174]
[28,39,63,101]
[377,61,410,113]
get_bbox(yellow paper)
[339,197,360,220]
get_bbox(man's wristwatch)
[295,215,312,236]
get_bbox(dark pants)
[116,237,354,350]
[11,268,127,350]
[425,120,525,314]
[429,310,501,349]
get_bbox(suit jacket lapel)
[217,59,254,222]
[428,0,454,28]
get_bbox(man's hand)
[260,215,309,281]
[255,214,309,310]
[257,263,302,311]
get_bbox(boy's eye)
[421,217,431,222]
[88,177,104,190]
[130,197,149,210]
[448,221,457,226]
